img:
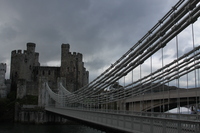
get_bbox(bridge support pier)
[38,77,50,107]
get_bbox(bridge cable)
[79,0,195,101]
[150,55,153,114]
[97,46,200,104]
[192,20,198,113]
[58,0,200,106]
[70,0,190,98]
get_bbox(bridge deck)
[126,88,200,103]
[46,106,200,133]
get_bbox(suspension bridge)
[43,0,200,132]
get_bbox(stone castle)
[0,63,10,98]
[10,43,89,99]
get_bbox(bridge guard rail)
[45,107,200,133]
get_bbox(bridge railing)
[47,101,200,122]
[46,106,200,133]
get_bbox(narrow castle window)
[42,70,45,75]
[15,72,18,77]
[48,70,51,75]
[24,58,28,63]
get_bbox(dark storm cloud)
[0,0,181,80]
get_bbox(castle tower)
[27,42,36,53]
[0,63,7,98]
[10,43,40,91]
[60,44,70,78]
[10,50,23,90]
[60,44,89,92]
[0,63,6,87]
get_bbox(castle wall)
[0,87,7,98]
[15,104,68,123]
[26,81,38,96]
[17,79,27,99]
[16,78,38,99]
[35,66,60,92]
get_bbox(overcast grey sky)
[0,0,199,83]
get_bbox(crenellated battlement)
[0,63,6,65]
[17,50,22,54]
[11,50,28,57]
[11,50,24,56]
[11,50,16,55]
[66,52,83,62]
[77,53,83,60]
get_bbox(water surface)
[0,123,106,133]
